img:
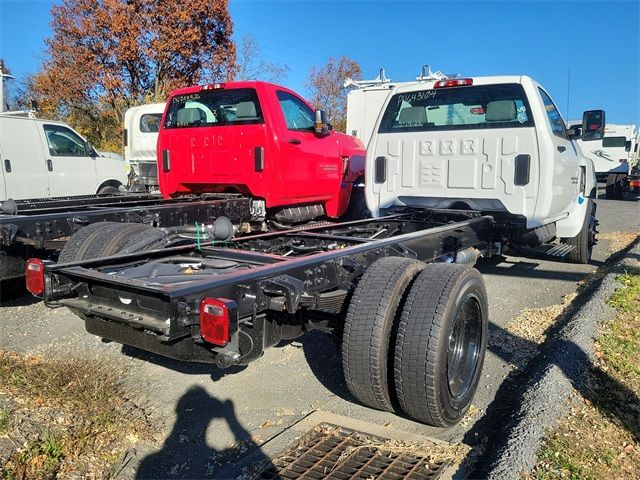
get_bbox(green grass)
[532,272,640,480]
[607,272,640,313]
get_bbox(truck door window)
[538,88,567,139]
[139,114,162,133]
[43,125,87,156]
[378,84,533,133]
[276,91,315,131]
[163,88,263,129]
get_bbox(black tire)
[560,199,596,264]
[605,173,625,200]
[342,256,425,412]
[80,223,154,260]
[343,188,370,221]
[58,222,120,263]
[98,185,120,195]
[394,263,488,427]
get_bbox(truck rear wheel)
[58,222,120,263]
[59,222,157,262]
[342,256,425,412]
[560,199,596,264]
[394,263,488,427]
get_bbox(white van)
[124,103,165,191]
[0,113,127,201]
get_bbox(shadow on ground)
[134,385,273,479]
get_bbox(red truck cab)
[157,81,365,219]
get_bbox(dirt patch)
[0,350,156,479]
[507,293,578,344]
[597,231,640,253]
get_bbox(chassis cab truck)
[123,103,165,192]
[158,81,366,222]
[365,75,601,263]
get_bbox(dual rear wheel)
[342,257,488,427]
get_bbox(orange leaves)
[29,0,236,150]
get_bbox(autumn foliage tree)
[28,0,236,150]
[306,57,362,133]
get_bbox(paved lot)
[1,191,639,477]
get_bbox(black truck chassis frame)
[41,210,494,367]
[0,194,252,280]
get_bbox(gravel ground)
[0,192,638,477]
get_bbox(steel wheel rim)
[446,295,482,400]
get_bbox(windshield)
[164,88,263,129]
[378,83,534,133]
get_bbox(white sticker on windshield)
[517,113,527,123]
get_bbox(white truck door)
[537,88,579,215]
[40,123,98,197]
[366,82,540,223]
[0,118,50,200]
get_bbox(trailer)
[28,209,493,427]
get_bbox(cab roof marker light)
[201,83,224,90]
[434,78,473,88]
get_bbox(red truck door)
[273,89,343,211]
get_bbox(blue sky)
[1,0,638,124]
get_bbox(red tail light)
[434,78,473,88]
[200,298,235,346]
[25,258,45,295]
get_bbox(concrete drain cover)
[256,423,452,479]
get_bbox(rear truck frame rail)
[33,209,494,427]
[0,193,252,281]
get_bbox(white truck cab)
[124,103,165,191]
[362,74,602,263]
[0,113,127,201]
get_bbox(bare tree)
[306,56,362,132]
[235,35,289,83]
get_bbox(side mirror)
[314,110,330,137]
[85,142,98,157]
[581,110,605,141]
[566,125,582,140]
[625,140,632,152]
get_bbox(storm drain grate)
[257,423,452,480]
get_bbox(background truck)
[25,73,606,430]
[568,122,638,199]
[158,81,366,222]
[124,103,165,192]
[0,111,127,200]
[363,74,601,264]
[0,81,365,288]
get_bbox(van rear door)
[0,118,50,200]
[366,83,540,220]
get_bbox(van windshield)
[378,83,534,133]
[164,88,263,129]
